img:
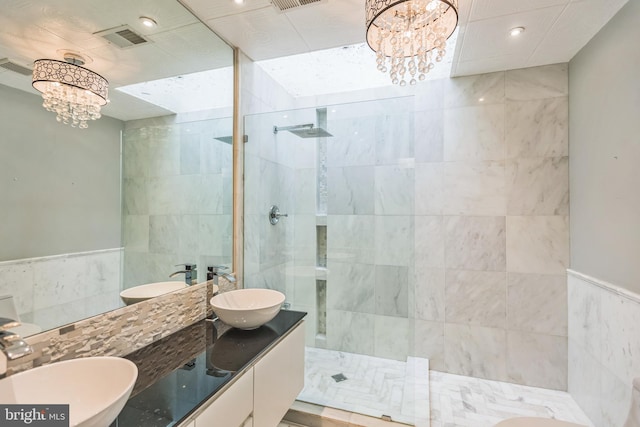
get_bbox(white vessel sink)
[0,356,138,427]
[120,281,187,305]
[210,289,285,330]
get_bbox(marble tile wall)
[122,117,233,289]
[411,64,570,390]
[243,64,569,389]
[568,270,640,427]
[0,248,122,332]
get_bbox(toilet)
[495,378,640,427]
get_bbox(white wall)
[0,83,123,260]
[568,0,640,293]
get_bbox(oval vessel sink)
[0,356,138,427]
[211,289,285,330]
[120,281,188,305]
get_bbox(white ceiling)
[182,0,628,77]
[0,0,630,119]
[0,0,233,121]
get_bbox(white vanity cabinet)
[182,322,304,427]
[253,322,305,427]
[194,369,254,427]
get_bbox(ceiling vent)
[0,59,32,76]
[270,0,326,12]
[94,25,150,49]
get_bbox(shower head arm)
[273,123,314,134]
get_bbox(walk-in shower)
[244,99,426,425]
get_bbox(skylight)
[117,67,233,114]
[257,31,457,98]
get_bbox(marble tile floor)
[298,347,430,426]
[429,371,593,427]
[287,349,593,427]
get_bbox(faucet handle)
[175,263,197,270]
[206,265,228,273]
[0,317,20,331]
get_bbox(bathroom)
[0,0,638,426]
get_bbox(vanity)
[114,310,306,427]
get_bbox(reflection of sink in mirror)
[210,289,285,330]
[120,282,219,305]
[0,295,41,337]
[0,357,138,427]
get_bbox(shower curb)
[284,401,412,427]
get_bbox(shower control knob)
[269,205,288,225]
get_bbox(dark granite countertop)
[112,310,306,427]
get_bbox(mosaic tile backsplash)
[5,277,236,376]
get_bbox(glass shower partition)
[244,97,424,425]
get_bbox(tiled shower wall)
[245,63,569,390]
[122,117,233,287]
[411,64,569,390]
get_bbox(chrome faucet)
[0,318,33,377]
[207,265,237,285]
[169,263,198,285]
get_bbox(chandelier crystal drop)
[32,58,109,129]
[365,0,459,85]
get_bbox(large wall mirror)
[0,0,234,336]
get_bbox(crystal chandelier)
[32,55,108,129]
[366,0,459,85]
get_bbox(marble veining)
[506,97,569,159]
[444,104,505,162]
[326,261,375,314]
[431,371,593,427]
[327,166,375,214]
[506,216,569,274]
[445,71,505,108]
[443,161,506,216]
[375,165,415,215]
[568,270,640,427]
[445,216,506,272]
[414,216,445,269]
[445,270,506,329]
[298,347,429,426]
[374,216,413,267]
[414,110,444,163]
[507,273,567,336]
[506,156,569,215]
[505,64,569,101]
[414,163,444,215]
[444,323,507,381]
[506,331,567,390]
[374,265,409,317]
[414,267,445,322]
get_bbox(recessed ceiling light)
[510,27,525,37]
[139,16,157,28]
[233,0,244,4]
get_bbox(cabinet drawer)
[195,369,254,427]
[253,323,305,427]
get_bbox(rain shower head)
[273,123,333,138]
